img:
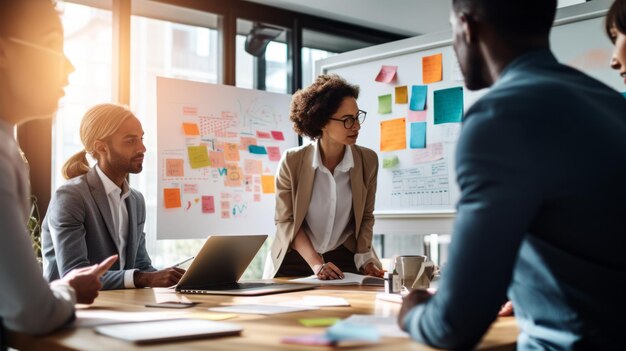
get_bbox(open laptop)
[175,234,317,296]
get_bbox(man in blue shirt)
[399,0,626,349]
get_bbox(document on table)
[208,304,317,315]
[289,272,384,286]
[72,310,187,328]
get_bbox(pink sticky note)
[266,146,281,162]
[271,131,285,141]
[375,65,398,83]
[408,110,428,122]
[256,131,271,139]
[201,196,215,214]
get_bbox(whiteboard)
[156,77,296,239]
[316,0,620,234]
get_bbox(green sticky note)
[378,94,392,114]
[187,145,211,169]
[382,156,399,169]
[299,318,341,327]
[434,87,463,124]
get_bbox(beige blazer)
[268,143,380,277]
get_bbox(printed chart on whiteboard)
[156,77,296,239]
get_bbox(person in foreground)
[0,0,117,343]
[42,103,185,290]
[267,74,384,280]
[607,0,626,82]
[399,0,626,349]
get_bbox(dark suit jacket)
[42,167,156,289]
[403,50,626,350]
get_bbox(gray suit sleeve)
[0,155,75,334]
[47,186,125,290]
[402,106,541,349]
[132,191,156,272]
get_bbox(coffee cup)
[394,255,436,291]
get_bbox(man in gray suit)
[399,0,626,350]
[42,103,185,290]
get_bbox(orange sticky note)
[182,123,200,136]
[422,53,443,84]
[261,175,275,194]
[395,86,408,104]
[380,118,407,152]
[225,164,242,187]
[209,151,226,168]
[224,143,240,162]
[165,159,184,177]
[163,188,181,209]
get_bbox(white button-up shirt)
[304,140,354,255]
[95,165,136,288]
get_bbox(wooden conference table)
[7,284,518,351]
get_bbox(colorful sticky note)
[382,156,399,169]
[422,53,443,84]
[380,118,407,152]
[266,146,281,161]
[434,87,464,124]
[239,137,257,150]
[182,106,197,116]
[209,151,226,168]
[375,65,398,83]
[187,145,210,169]
[225,164,242,187]
[408,110,428,122]
[410,122,427,149]
[256,131,271,139]
[299,318,341,327]
[395,86,408,104]
[165,159,184,177]
[201,196,215,214]
[412,142,444,164]
[410,85,428,111]
[271,131,285,141]
[182,122,200,136]
[378,94,392,114]
[163,188,181,209]
[244,159,262,175]
[281,334,334,346]
[261,175,275,194]
[224,143,240,161]
[248,145,267,155]
[183,184,198,194]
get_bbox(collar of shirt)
[311,139,354,173]
[95,165,130,200]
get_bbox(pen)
[172,256,194,267]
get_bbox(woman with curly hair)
[266,74,384,280]
[607,0,626,83]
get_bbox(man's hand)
[63,254,118,304]
[398,289,433,330]
[134,267,186,288]
[498,300,514,316]
[361,262,384,277]
[311,261,344,280]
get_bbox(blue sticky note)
[434,87,463,124]
[248,145,267,155]
[410,85,428,111]
[410,122,427,149]
[326,322,379,343]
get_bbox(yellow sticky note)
[299,318,341,327]
[187,312,237,321]
[380,118,407,152]
[395,86,408,104]
[422,53,443,84]
[163,188,181,209]
[261,175,275,194]
[187,145,210,169]
[182,123,200,136]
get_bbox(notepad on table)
[94,319,242,344]
[289,272,384,286]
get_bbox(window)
[52,2,112,190]
[129,5,218,268]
